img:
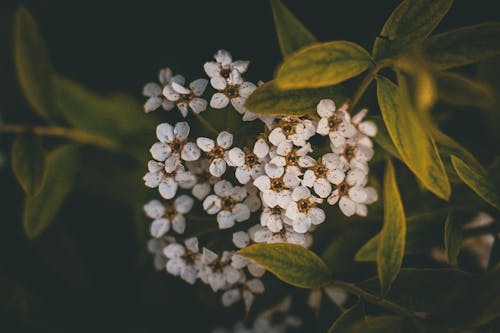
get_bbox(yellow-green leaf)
[245,80,345,116]
[23,145,80,239]
[14,7,56,121]
[451,155,500,210]
[377,160,406,295]
[270,0,316,57]
[368,116,401,159]
[275,41,373,89]
[444,211,463,265]
[376,75,450,200]
[435,71,495,110]
[239,243,331,288]
[423,23,500,69]
[11,132,47,195]
[373,0,453,60]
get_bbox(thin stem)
[350,59,394,110]
[0,123,120,150]
[193,112,218,135]
[330,280,427,321]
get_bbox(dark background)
[0,1,499,332]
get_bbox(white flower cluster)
[141,50,378,312]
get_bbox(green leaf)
[377,160,406,295]
[239,243,331,288]
[355,210,446,261]
[368,116,401,159]
[270,0,316,57]
[54,75,155,160]
[245,80,345,116]
[275,41,373,89]
[328,302,364,333]
[351,315,406,333]
[435,71,495,110]
[376,75,450,200]
[451,155,500,209]
[23,145,80,239]
[444,210,463,265]
[423,23,500,69]
[372,0,453,60]
[13,7,56,121]
[433,128,487,183]
[359,268,474,313]
[11,132,47,195]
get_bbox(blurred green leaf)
[444,210,463,265]
[376,75,450,200]
[54,75,155,160]
[270,0,316,57]
[11,132,47,195]
[372,0,453,60]
[423,23,500,69]
[239,243,331,288]
[328,302,364,333]
[351,315,405,333]
[435,71,495,110]
[433,128,487,183]
[245,80,345,116]
[23,145,80,239]
[355,210,446,261]
[451,155,500,209]
[275,41,372,89]
[477,56,500,141]
[359,269,474,313]
[368,116,401,159]
[13,7,56,121]
[377,159,406,295]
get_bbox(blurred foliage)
[1,0,500,332]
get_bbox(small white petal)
[253,175,270,192]
[267,215,283,232]
[163,243,184,259]
[239,82,257,98]
[162,85,179,101]
[329,132,346,147]
[246,278,265,294]
[299,156,316,168]
[339,197,356,216]
[150,142,171,161]
[166,258,184,276]
[172,214,186,234]
[244,194,261,212]
[171,81,190,94]
[214,49,232,65]
[150,218,170,238]
[217,131,233,149]
[192,183,211,200]
[196,137,215,152]
[359,120,377,137]
[156,123,175,143]
[181,266,197,285]
[189,97,208,114]
[214,180,233,197]
[144,200,165,219]
[204,62,220,77]
[181,142,201,161]
[352,108,368,125]
[268,128,286,146]
[159,178,178,199]
[203,195,222,215]
[232,60,249,73]
[327,190,340,205]
[316,118,330,135]
[143,171,162,188]
[189,78,208,96]
[184,237,199,253]
[209,158,227,177]
[174,122,190,141]
[232,203,250,222]
[253,138,269,158]
[177,102,189,117]
[232,231,250,248]
[228,70,243,85]
[143,82,162,97]
[264,163,284,178]
[222,289,241,307]
[164,155,179,173]
[314,178,332,198]
[327,169,345,185]
[248,264,266,278]
[236,166,252,184]
[170,74,185,86]
[175,195,194,214]
[292,186,311,201]
[227,147,245,167]
[293,218,310,233]
[231,96,247,114]
[309,207,326,225]
[217,211,235,229]
[210,93,230,109]
[144,96,162,112]
[302,170,316,188]
[161,99,175,111]
[317,99,336,117]
[210,76,228,90]
[158,67,173,85]
[349,186,368,203]
[356,203,368,217]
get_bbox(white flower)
[351,108,378,137]
[268,117,316,147]
[204,49,249,79]
[198,249,242,292]
[268,140,315,179]
[316,100,357,146]
[163,78,208,117]
[327,180,378,217]
[302,153,345,198]
[144,195,194,236]
[335,136,375,172]
[186,158,219,200]
[163,237,201,285]
[285,186,325,233]
[253,166,293,209]
[203,180,251,229]
[150,122,200,169]
[197,131,234,177]
[146,237,171,271]
[222,278,265,311]
[142,67,184,113]
[143,160,196,199]
[209,69,257,115]
[250,224,312,247]
[227,142,267,184]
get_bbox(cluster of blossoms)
[141,50,378,316]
